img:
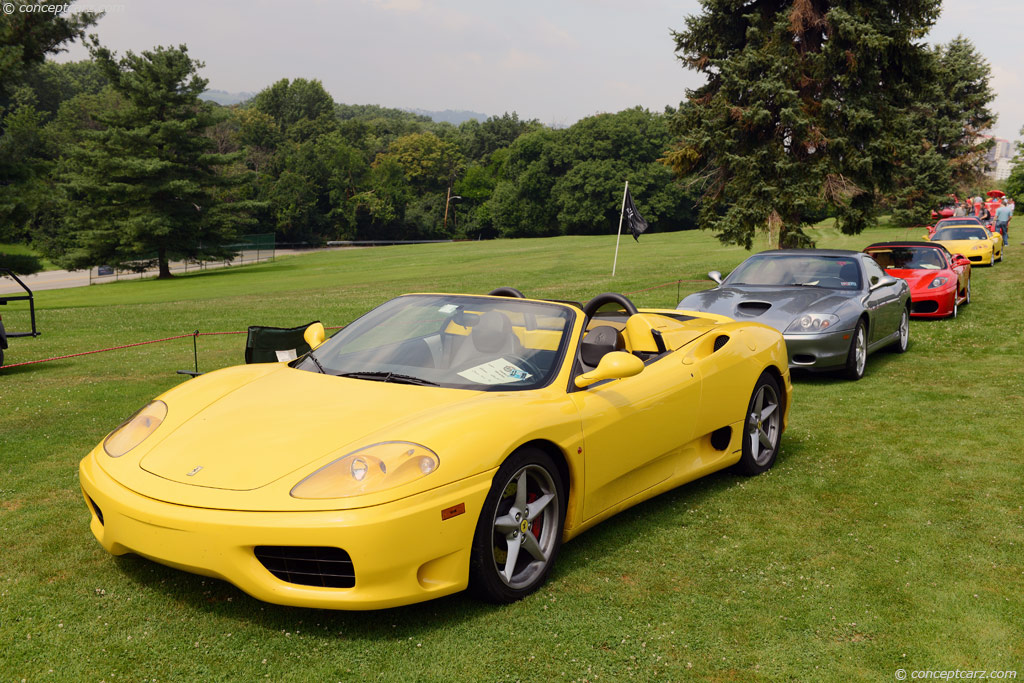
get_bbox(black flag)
[623,188,648,241]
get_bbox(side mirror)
[921,234,931,240]
[870,275,897,290]
[303,322,326,350]
[574,351,644,389]
[952,255,970,267]
[708,270,723,285]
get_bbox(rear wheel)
[964,278,971,305]
[736,372,783,476]
[842,320,867,381]
[469,448,566,603]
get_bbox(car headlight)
[103,401,167,457]
[290,442,439,499]
[784,313,841,334]
[972,245,985,251]
[927,277,949,289]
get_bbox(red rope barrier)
[2,326,347,369]
[625,279,707,295]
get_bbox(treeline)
[0,35,697,275]
[227,78,696,244]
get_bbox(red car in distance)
[864,242,971,318]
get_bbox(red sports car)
[864,242,971,318]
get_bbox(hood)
[679,285,859,333]
[886,269,951,290]
[138,367,479,491]
[932,239,989,254]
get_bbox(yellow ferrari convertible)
[80,289,791,610]
[926,223,1002,266]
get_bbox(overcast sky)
[56,0,1022,142]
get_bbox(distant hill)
[199,93,493,125]
[406,108,491,125]
[201,89,255,106]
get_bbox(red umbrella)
[987,189,1006,198]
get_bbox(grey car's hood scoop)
[736,301,772,316]
[679,285,858,333]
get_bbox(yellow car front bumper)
[79,453,494,610]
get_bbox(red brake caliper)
[527,492,541,539]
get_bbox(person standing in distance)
[994,198,1012,246]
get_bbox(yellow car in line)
[926,223,1002,266]
[80,289,791,610]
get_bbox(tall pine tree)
[665,0,941,247]
[888,36,995,225]
[58,41,257,277]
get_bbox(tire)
[965,278,971,305]
[891,308,909,353]
[989,251,995,266]
[735,372,783,476]
[842,320,868,381]
[951,300,958,319]
[469,447,566,603]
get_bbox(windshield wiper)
[337,371,439,386]
[304,350,328,374]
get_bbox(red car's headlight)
[290,442,439,499]
[927,277,949,289]
[103,401,167,457]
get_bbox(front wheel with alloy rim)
[469,448,566,603]
[842,320,868,380]
[891,308,909,353]
[736,372,783,476]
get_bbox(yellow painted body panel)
[80,296,791,609]
[930,236,1001,263]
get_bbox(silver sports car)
[677,249,910,380]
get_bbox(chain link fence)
[88,234,276,284]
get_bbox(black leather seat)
[580,325,624,370]
[838,262,861,288]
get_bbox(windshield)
[724,253,863,289]
[867,247,946,270]
[936,218,982,229]
[933,227,988,241]
[296,295,575,391]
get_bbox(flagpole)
[612,180,628,276]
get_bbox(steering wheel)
[487,287,525,298]
[582,292,639,319]
[453,355,544,384]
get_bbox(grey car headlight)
[785,313,841,334]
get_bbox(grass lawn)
[0,243,58,272]
[1,225,1021,681]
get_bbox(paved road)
[0,249,326,295]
